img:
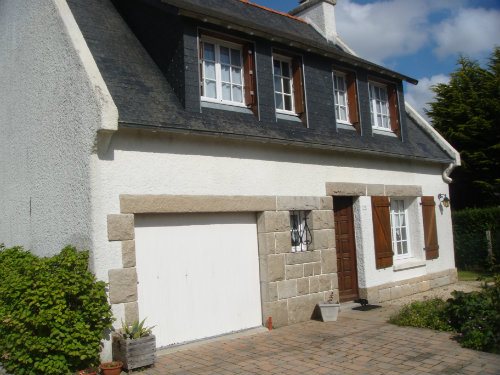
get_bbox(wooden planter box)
[112,333,156,371]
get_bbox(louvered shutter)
[345,72,360,132]
[291,56,306,125]
[387,83,401,137]
[372,196,394,269]
[243,43,258,117]
[199,40,204,96]
[421,196,439,260]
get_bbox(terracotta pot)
[99,361,123,375]
[77,369,98,375]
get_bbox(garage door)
[135,212,262,348]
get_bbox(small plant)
[388,297,453,331]
[121,318,155,339]
[326,291,338,304]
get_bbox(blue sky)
[256,0,500,121]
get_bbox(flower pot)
[317,302,340,322]
[77,369,98,375]
[112,333,156,371]
[99,361,123,375]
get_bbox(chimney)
[289,0,337,43]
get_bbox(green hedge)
[0,245,113,375]
[452,207,500,270]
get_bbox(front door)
[334,196,359,302]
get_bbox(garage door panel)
[135,213,262,348]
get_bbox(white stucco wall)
[92,129,455,290]
[0,0,117,259]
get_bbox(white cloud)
[405,74,450,122]
[432,7,500,59]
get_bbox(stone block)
[309,276,320,293]
[449,268,458,283]
[286,264,304,279]
[257,211,290,233]
[297,278,309,296]
[122,240,136,268]
[419,280,431,292]
[390,285,404,300]
[109,268,138,304]
[318,274,332,292]
[321,249,337,274]
[430,276,450,289]
[124,301,139,325]
[319,196,333,210]
[278,279,297,299]
[261,282,278,302]
[288,293,324,324]
[107,214,135,241]
[304,263,314,277]
[258,232,275,255]
[378,288,391,302]
[286,251,321,265]
[313,262,322,275]
[326,182,366,196]
[366,184,385,196]
[275,231,291,253]
[260,254,285,282]
[401,283,413,297]
[364,287,379,303]
[309,210,334,230]
[311,229,335,250]
[262,300,288,327]
[331,274,339,289]
[277,196,320,211]
[385,185,422,197]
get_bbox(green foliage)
[426,47,500,209]
[121,318,154,339]
[0,245,113,375]
[389,277,500,354]
[452,207,500,270]
[388,297,453,331]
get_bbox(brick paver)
[137,305,500,375]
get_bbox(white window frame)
[333,71,350,124]
[273,54,295,115]
[200,37,245,107]
[290,211,310,252]
[369,81,391,131]
[390,199,412,259]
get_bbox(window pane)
[335,106,340,119]
[282,61,290,77]
[203,43,215,61]
[339,94,345,106]
[284,95,292,111]
[232,67,242,84]
[275,93,283,109]
[283,78,291,94]
[397,242,402,255]
[232,86,242,103]
[205,62,216,80]
[220,46,230,64]
[221,64,230,82]
[402,242,408,254]
[231,49,241,66]
[273,60,281,76]
[205,80,216,98]
[222,83,231,101]
[339,107,347,121]
[274,76,282,92]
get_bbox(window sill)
[201,101,253,114]
[337,122,356,131]
[277,112,302,123]
[393,259,426,271]
[373,128,398,138]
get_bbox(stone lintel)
[326,182,366,196]
[385,185,422,197]
[277,196,322,211]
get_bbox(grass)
[458,270,494,282]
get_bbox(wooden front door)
[334,197,359,302]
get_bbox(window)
[390,199,410,258]
[333,72,349,123]
[290,211,311,252]
[369,80,401,136]
[201,39,244,105]
[273,52,306,124]
[199,32,258,115]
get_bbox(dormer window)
[333,70,359,131]
[369,80,401,137]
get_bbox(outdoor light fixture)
[438,193,450,208]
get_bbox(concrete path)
[139,304,500,375]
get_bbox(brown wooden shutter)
[291,56,306,125]
[345,72,360,132]
[243,43,258,117]
[387,83,400,137]
[371,196,394,269]
[421,196,439,260]
[199,40,204,96]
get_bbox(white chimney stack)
[289,0,337,43]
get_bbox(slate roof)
[66,0,454,164]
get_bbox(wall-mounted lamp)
[438,193,450,208]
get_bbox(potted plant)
[77,368,98,375]
[112,318,156,371]
[99,361,123,375]
[317,292,341,322]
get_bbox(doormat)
[352,305,382,311]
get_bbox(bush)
[388,297,453,331]
[0,245,113,375]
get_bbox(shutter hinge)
[249,70,253,75]
[250,90,255,95]
[248,50,253,55]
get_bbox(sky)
[256,0,500,122]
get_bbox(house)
[0,0,460,360]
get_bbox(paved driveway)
[140,304,500,375]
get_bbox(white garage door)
[135,212,262,348]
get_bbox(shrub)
[388,297,453,331]
[0,245,113,375]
